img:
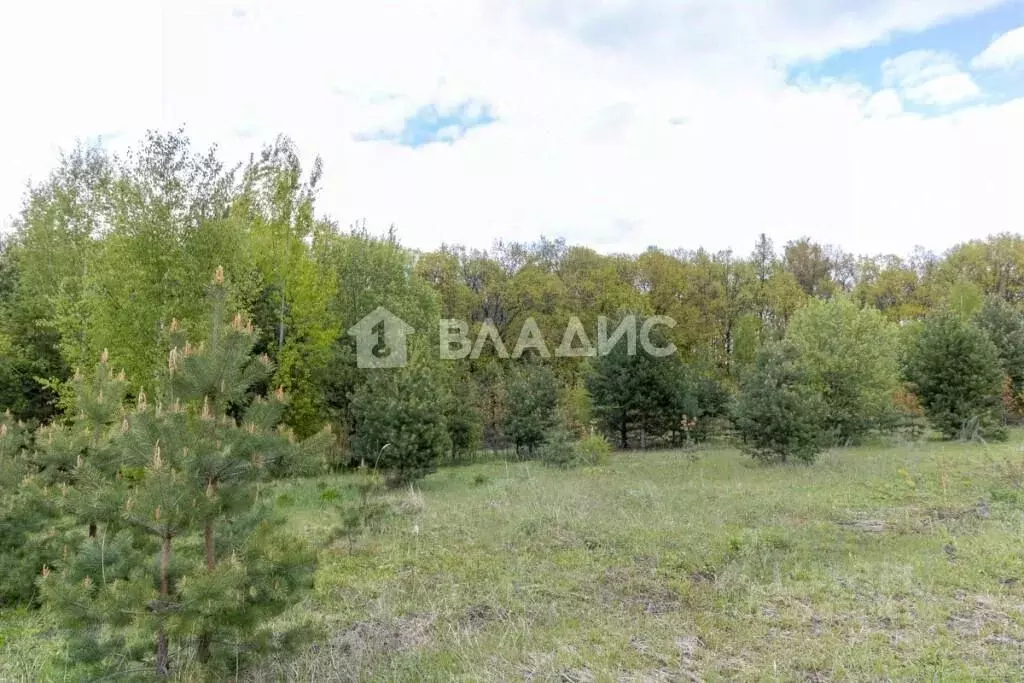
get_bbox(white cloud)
[881,50,981,105]
[863,89,904,118]
[972,24,1024,69]
[0,0,1022,260]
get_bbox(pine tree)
[41,267,330,679]
[443,368,483,462]
[586,319,719,449]
[350,352,451,486]
[973,296,1024,420]
[30,350,130,539]
[505,361,559,456]
[733,341,827,463]
[0,409,61,605]
[903,309,1006,440]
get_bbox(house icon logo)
[347,306,415,369]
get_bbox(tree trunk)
[156,533,173,676]
[198,514,216,664]
[204,521,215,571]
[620,421,628,449]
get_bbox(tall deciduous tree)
[786,298,900,444]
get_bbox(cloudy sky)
[1,0,1023,256]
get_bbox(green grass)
[4,436,1024,681]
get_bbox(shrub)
[573,433,612,466]
[538,427,577,468]
[539,431,611,469]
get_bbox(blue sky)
[354,100,498,148]
[788,1,1024,108]
[0,0,1022,257]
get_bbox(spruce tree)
[41,267,330,679]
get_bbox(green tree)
[586,317,713,448]
[734,342,826,463]
[973,296,1024,419]
[0,411,62,606]
[316,226,441,445]
[903,310,1006,440]
[443,367,484,461]
[505,361,559,456]
[350,352,451,486]
[783,237,836,299]
[786,297,900,444]
[40,268,328,679]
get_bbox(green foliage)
[505,362,560,456]
[350,354,451,487]
[538,427,578,468]
[0,412,61,606]
[587,318,728,448]
[539,428,612,469]
[443,369,484,461]
[573,432,612,466]
[946,280,985,320]
[973,296,1024,420]
[316,227,442,443]
[903,310,1007,440]
[786,297,900,444]
[38,269,329,679]
[734,342,827,463]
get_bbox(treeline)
[2,130,1023,462]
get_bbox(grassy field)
[3,436,1024,681]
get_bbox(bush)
[573,433,612,466]
[538,430,611,469]
[538,428,576,468]
[733,341,827,463]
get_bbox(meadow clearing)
[3,435,1024,682]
